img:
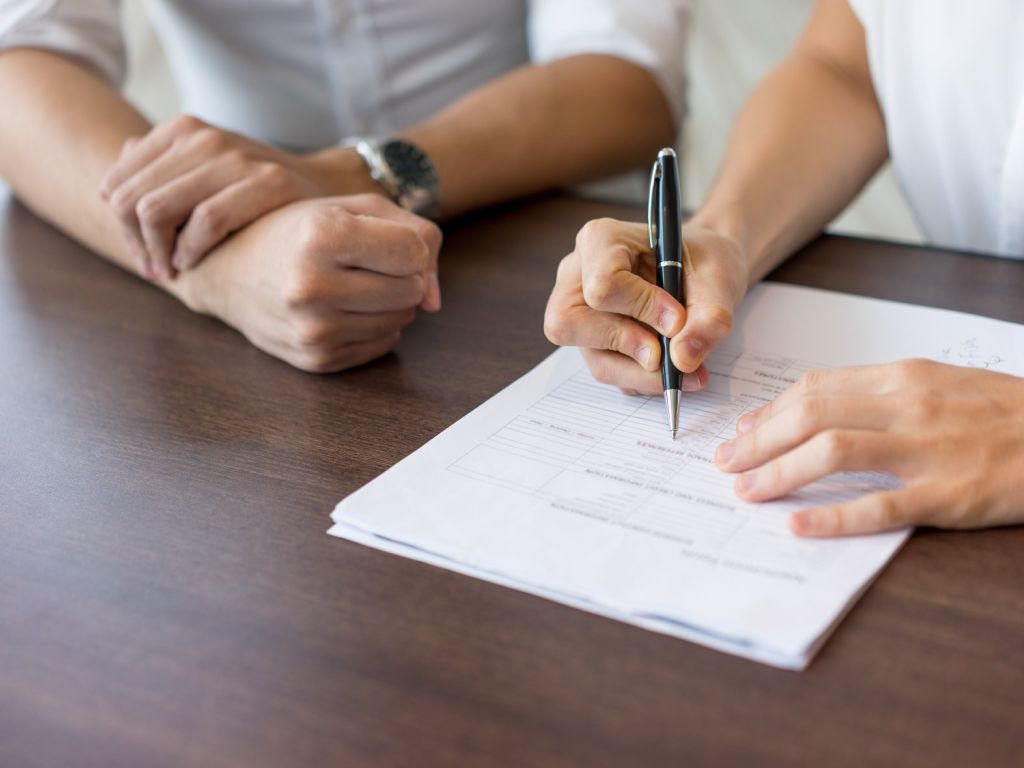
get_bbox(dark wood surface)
[2,189,1022,768]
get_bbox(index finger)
[576,219,685,337]
[100,119,186,199]
[329,194,443,311]
[312,210,431,277]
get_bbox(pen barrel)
[651,148,685,396]
[657,263,683,392]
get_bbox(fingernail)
[716,441,735,466]
[737,414,755,434]
[790,510,814,536]
[736,471,757,496]
[682,372,702,391]
[636,345,652,367]
[171,249,184,270]
[658,308,680,335]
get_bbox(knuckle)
[582,272,615,308]
[407,234,431,272]
[587,356,613,386]
[873,495,901,530]
[135,193,167,225]
[895,357,932,383]
[800,368,828,394]
[296,350,337,374]
[296,210,341,254]
[795,397,825,433]
[170,114,203,134]
[293,318,332,349]
[192,203,225,240]
[258,161,289,187]
[819,429,849,467]
[221,147,249,169]
[354,192,389,212]
[576,217,615,251]
[283,274,319,309]
[825,506,847,536]
[416,219,443,254]
[554,253,577,283]
[543,307,569,345]
[629,286,659,325]
[109,189,137,221]
[700,304,734,337]
[192,127,228,153]
[601,322,625,353]
[763,459,784,491]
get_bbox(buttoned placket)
[310,0,390,141]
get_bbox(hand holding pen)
[543,152,751,406]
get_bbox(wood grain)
[1,190,1022,768]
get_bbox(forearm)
[690,4,887,281]
[313,55,675,219]
[409,55,674,217]
[0,50,152,273]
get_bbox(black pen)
[647,148,685,439]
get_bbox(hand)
[99,115,376,280]
[544,218,749,394]
[714,360,1024,537]
[174,194,442,372]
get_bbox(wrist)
[688,202,756,280]
[301,146,383,198]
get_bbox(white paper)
[329,284,1024,669]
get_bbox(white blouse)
[850,0,1024,258]
[0,0,688,151]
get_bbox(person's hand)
[544,219,749,394]
[99,115,376,280]
[714,360,1024,537]
[173,194,442,372]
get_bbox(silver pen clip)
[647,159,661,250]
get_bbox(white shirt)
[851,0,1024,258]
[0,0,688,152]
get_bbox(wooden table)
[2,189,1022,767]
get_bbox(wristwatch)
[350,137,441,220]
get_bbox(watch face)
[381,140,438,191]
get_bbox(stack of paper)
[330,284,1023,668]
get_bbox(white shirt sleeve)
[528,0,689,126]
[0,0,126,86]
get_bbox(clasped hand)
[99,117,442,374]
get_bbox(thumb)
[669,242,741,373]
[413,218,442,313]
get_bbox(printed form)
[330,284,1024,668]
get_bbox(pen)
[647,147,685,439]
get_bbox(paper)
[329,283,1024,668]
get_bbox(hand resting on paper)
[714,359,1024,537]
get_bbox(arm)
[0,49,440,373]
[0,49,156,279]
[690,0,886,280]
[101,53,674,277]
[318,54,676,219]
[545,0,885,393]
